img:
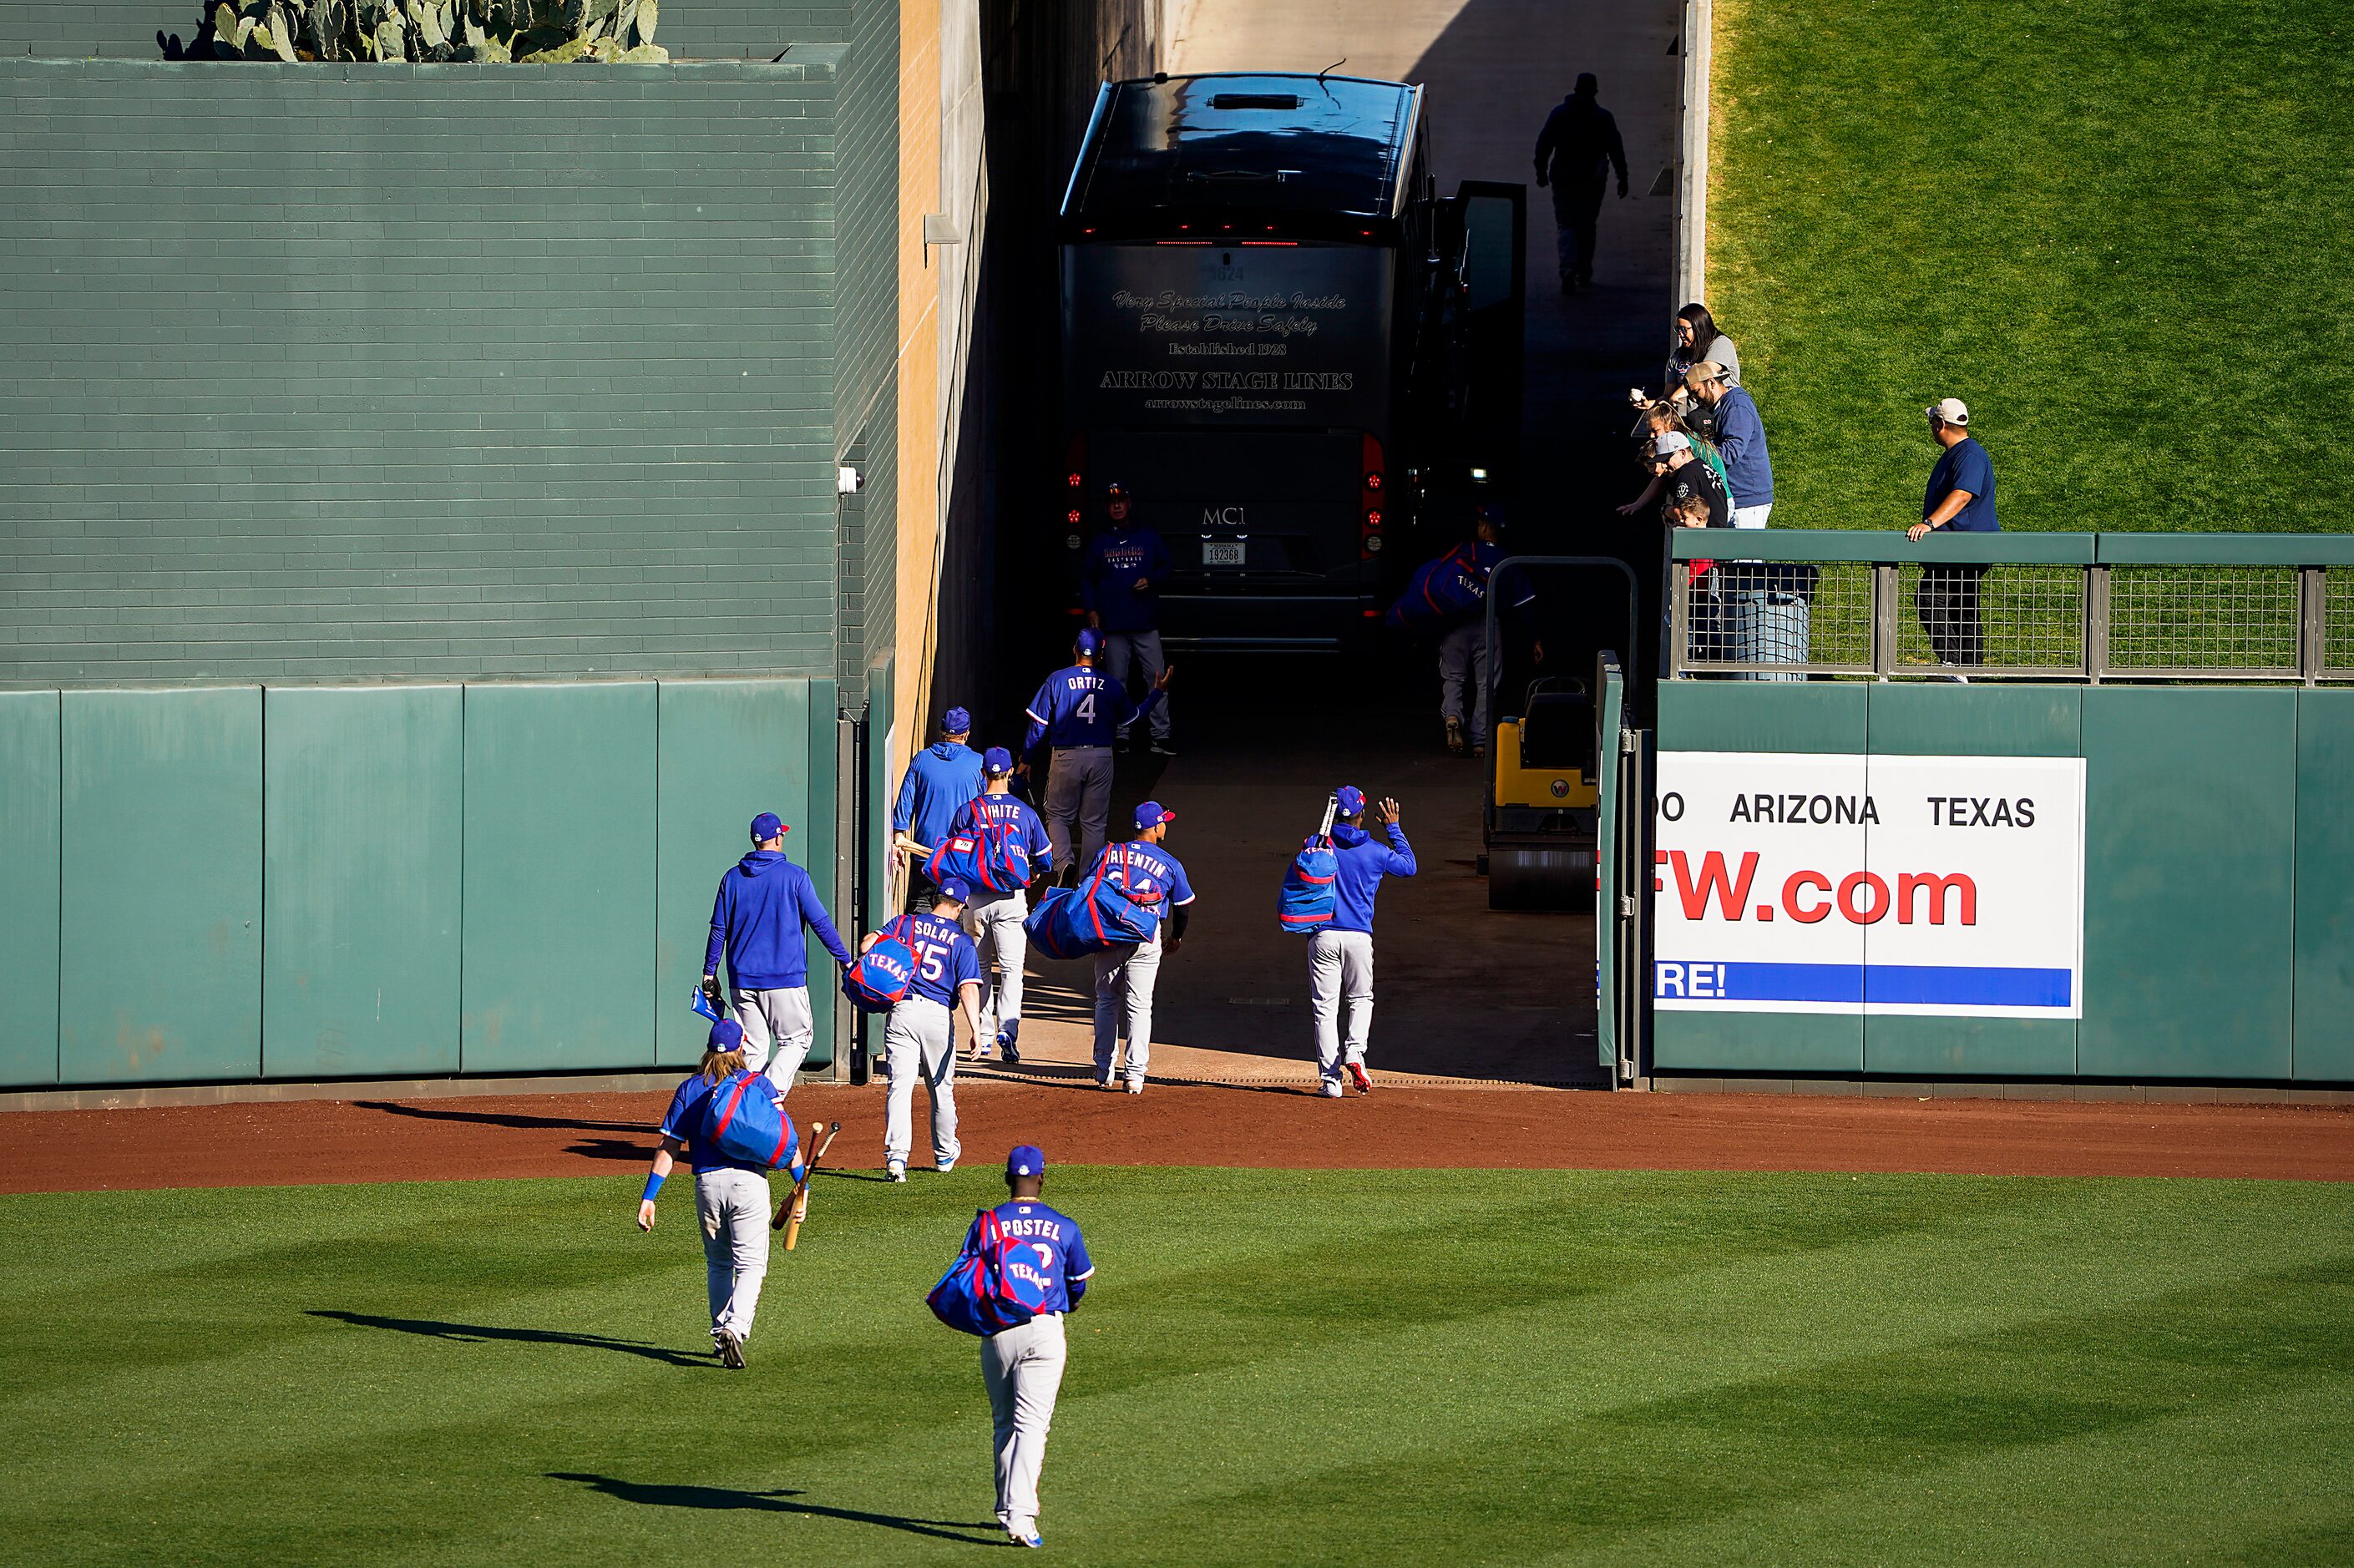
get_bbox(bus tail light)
[1065,434,1087,546]
[1359,435,1387,559]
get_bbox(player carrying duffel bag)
[1277,792,1340,934]
[842,921,919,1013]
[1383,541,1486,630]
[698,1064,803,1171]
[1025,842,1162,960]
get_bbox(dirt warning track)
[2,1082,2350,1195]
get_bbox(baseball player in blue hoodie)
[1310,787,1416,1095]
[635,1018,807,1368]
[894,706,988,908]
[702,812,855,1082]
[1081,483,1177,756]
[1024,630,1172,881]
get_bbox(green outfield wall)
[1652,680,2354,1084]
[0,678,840,1086]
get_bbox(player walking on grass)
[703,812,854,1081]
[636,1019,806,1368]
[976,1143,1092,1549]
[1310,787,1415,1097]
[866,878,987,1183]
[947,748,1053,1064]
[1091,802,1192,1095]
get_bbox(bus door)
[1450,180,1526,490]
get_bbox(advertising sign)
[1653,752,2086,1019]
[1061,241,1390,429]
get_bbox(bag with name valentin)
[1384,543,1486,630]
[925,1206,1054,1336]
[1024,844,1164,961]
[698,1068,802,1171]
[1277,792,1342,935]
[842,920,919,1013]
[924,808,1034,895]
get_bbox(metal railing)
[1665,530,2354,683]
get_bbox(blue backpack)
[843,922,919,1013]
[1384,543,1486,630]
[925,807,1034,895]
[1024,844,1163,961]
[698,1069,802,1171]
[926,1207,1051,1337]
[1278,795,1341,935]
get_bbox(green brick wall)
[0,58,847,685]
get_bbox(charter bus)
[1056,72,1521,650]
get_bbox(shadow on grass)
[547,1472,1002,1544]
[308,1310,713,1368]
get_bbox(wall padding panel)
[263,685,463,1079]
[461,682,656,1073]
[59,686,261,1084]
[2293,690,2354,1081]
[0,691,61,1085]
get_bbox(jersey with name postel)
[975,1200,1095,1316]
[1025,665,1149,750]
[658,1071,779,1176]
[1091,840,1194,908]
[888,910,983,1007]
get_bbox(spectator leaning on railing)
[1683,363,1771,528]
[1906,397,1998,680]
[1684,362,1806,678]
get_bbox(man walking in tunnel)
[1532,73,1628,294]
[1081,482,1176,756]
[1023,629,1172,883]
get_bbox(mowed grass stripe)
[0,1171,2346,1565]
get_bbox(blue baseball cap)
[749,812,788,841]
[1007,1144,1045,1178]
[1076,627,1104,655]
[1135,800,1175,829]
[935,876,974,903]
[983,746,1014,775]
[942,706,972,734]
[1336,786,1365,816]
[709,1018,745,1050]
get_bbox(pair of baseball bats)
[772,1120,842,1250]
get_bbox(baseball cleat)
[1348,1061,1373,1095]
[973,1041,994,1061]
[716,1327,746,1370]
[1319,1080,1344,1098]
[1445,716,1466,755]
[934,1158,957,1174]
[1124,1078,1143,1095]
[1007,1520,1042,1548]
[1149,740,1177,756]
[886,1160,907,1184]
[1094,1071,1113,1089]
[998,1025,1021,1065]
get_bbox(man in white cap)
[1906,397,1999,677]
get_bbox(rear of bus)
[1057,75,1426,652]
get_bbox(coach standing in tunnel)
[1023,629,1172,882]
[1532,73,1628,294]
[1081,483,1177,756]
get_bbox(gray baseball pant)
[1103,631,1171,741]
[1308,928,1375,1088]
[1043,746,1113,878]
[883,994,960,1169]
[983,1311,1068,1536]
[730,984,813,1081]
[1437,621,1489,739]
[693,1166,772,1342]
[1093,929,1162,1085]
[962,889,1030,1033]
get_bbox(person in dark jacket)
[702,812,854,1082]
[1532,73,1628,293]
[1081,483,1177,756]
[1907,397,1999,677]
[1309,787,1416,1097]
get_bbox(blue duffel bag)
[1024,847,1162,960]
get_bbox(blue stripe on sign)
[1656,962,2073,1007]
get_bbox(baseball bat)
[775,1120,842,1245]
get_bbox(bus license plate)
[1204,541,1245,567]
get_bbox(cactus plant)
[175,0,661,63]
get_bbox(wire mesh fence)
[1891,563,2083,674]
[1664,543,2354,684]
[2106,566,2301,675]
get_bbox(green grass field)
[1709,0,2354,535]
[3,1168,2351,1565]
